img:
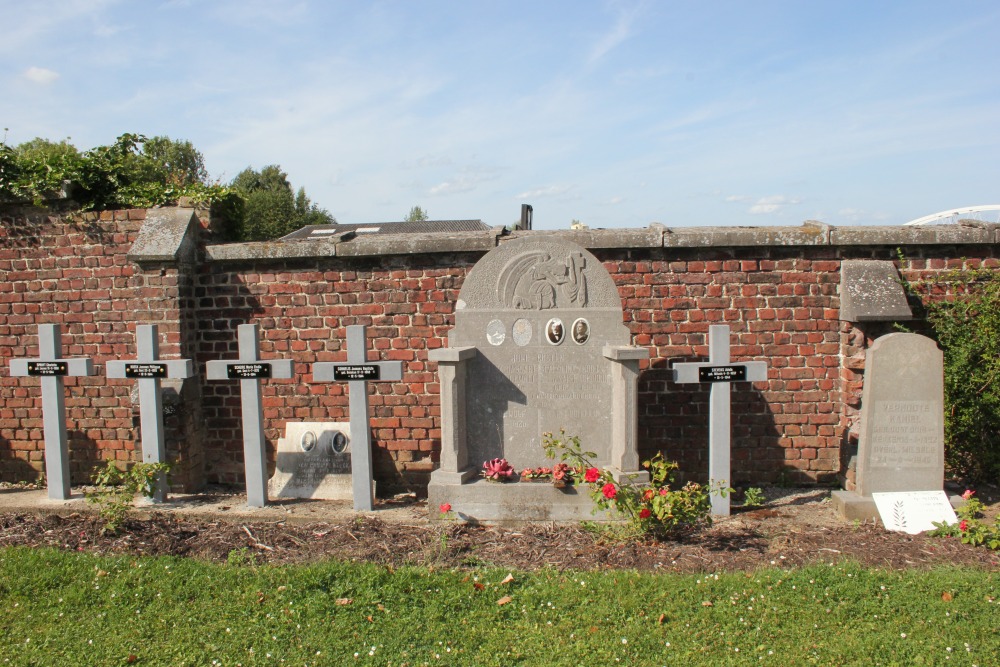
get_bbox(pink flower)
[639,508,651,519]
[482,458,514,480]
[962,489,975,500]
[439,503,452,514]
[959,520,968,531]
[659,488,668,496]
[602,483,617,500]
[584,467,600,483]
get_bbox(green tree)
[127,136,207,186]
[15,137,80,163]
[229,165,333,241]
[405,205,428,222]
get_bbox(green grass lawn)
[0,547,996,666]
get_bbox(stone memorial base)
[269,422,362,501]
[428,476,617,524]
[831,490,964,522]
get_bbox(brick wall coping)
[203,219,1000,262]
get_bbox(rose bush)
[543,430,721,539]
[930,490,1000,550]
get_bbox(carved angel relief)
[497,251,588,310]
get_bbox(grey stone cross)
[670,324,768,516]
[8,324,94,500]
[106,324,193,503]
[206,324,294,508]
[313,325,403,511]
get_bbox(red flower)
[601,483,617,500]
[439,503,452,514]
[584,467,600,483]
[642,489,655,502]
[639,508,651,519]
[959,520,968,531]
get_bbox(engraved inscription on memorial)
[869,401,938,467]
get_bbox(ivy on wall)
[901,260,1000,483]
[1,133,330,242]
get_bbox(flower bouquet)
[519,466,552,482]
[482,458,514,482]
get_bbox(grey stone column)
[428,346,478,484]
[603,345,650,483]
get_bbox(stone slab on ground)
[428,477,614,525]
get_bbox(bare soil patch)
[0,487,997,573]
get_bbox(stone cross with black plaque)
[312,325,403,511]
[206,324,294,508]
[105,324,193,503]
[8,324,94,500]
[671,324,768,516]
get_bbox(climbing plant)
[900,260,1000,483]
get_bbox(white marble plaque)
[268,422,356,500]
[872,490,957,534]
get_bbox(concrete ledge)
[428,477,617,525]
[201,221,1000,263]
[840,260,913,322]
[206,239,340,262]
[663,222,831,247]
[129,207,199,263]
[428,346,478,363]
[534,224,665,249]
[830,221,1000,246]
[335,230,500,257]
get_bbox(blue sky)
[2,1,998,230]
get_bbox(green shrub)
[901,262,1000,483]
[542,430,722,539]
[85,460,172,533]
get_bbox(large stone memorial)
[428,236,649,522]
[832,332,952,520]
[268,422,354,500]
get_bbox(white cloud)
[515,185,572,199]
[725,194,752,203]
[589,2,644,63]
[429,179,477,196]
[749,195,802,215]
[838,207,891,223]
[23,67,60,84]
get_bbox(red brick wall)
[2,207,997,494]
[193,256,475,489]
[0,208,143,481]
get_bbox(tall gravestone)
[832,332,949,520]
[428,236,648,522]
